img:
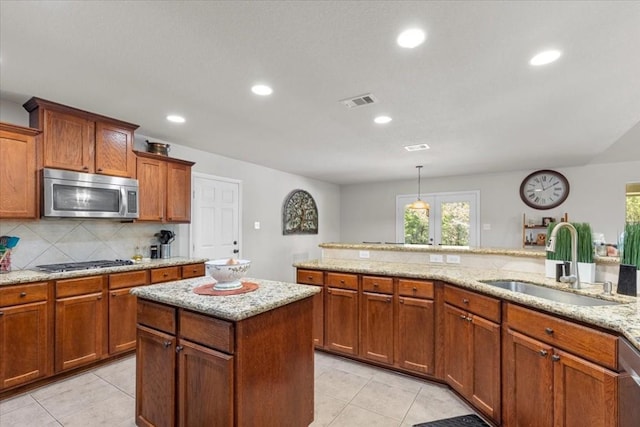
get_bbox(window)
[626,182,640,223]
[396,191,480,247]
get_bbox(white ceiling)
[1,1,639,185]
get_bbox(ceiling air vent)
[339,93,378,109]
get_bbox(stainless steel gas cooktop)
[36,259,133,273]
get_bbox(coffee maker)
[155,230,175,259]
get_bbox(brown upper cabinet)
[23,97,138,178]
[0,123,40,218]
[135,151,194,223]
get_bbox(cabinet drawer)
[0,282,49,306]
[444,285,500,322]
[56,276,105,298]
[506,303,618,370]
[137,299,176,334]
[297,269,324,285]
[398,279,434,299]
[181,263,205,279]
[326,272,358,290]
[150,266,181,283]
[362,276,393,294]
[109,270,149,290]
[179,309,234,354]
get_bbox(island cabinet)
[54,275,107,372]
[325,272,359,356]
[135,151,194,223]
[108,270,149,354]
[24,97,138,178]
[0,122,40,219]
[396,279,436,375]
[503,303,619,427]
[443,285,501,424]
[0,282,52,390]
[296,269,325,347]
[360,275,394,364]
[135,296,314,427]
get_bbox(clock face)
[519,169,570,210]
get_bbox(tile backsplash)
[0,219,178,270]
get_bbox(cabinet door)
[0,301,48,389]
[470,315,501,422]
[312,285,324,347]
[396,296,434,375]
[95,122,135,177]
[166,161,192,222]
[360,292,394,364]
[55,292,104,372]
[0,125,38,218]
[43,109,94,172]
[325,287,358,356]
[108,287,137,354]
[136,325,176,427]
[443,303,471,395]
[178,340,234,427]
[137,156,166,221]
[553,349,618,427]
[503,329,554,426]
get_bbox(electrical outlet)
[359,251,370,259]
[430,254,444,263]
[446,255,461,264]
[254,221,261,230]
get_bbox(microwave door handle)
[120,186,128,216]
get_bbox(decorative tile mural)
[0,220,177,271]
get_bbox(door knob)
[233,249,239,254]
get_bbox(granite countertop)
[295,258,640,351]
[0,257,209,286]
[130,276,320,321]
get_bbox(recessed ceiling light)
[404,143,430,152]
[374,116,392,124]
[397,28,426,48]
[529,49,562,66]
[166,115,185,123]
[251,84,273,96]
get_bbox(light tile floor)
[0,351,477,426]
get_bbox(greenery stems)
[622,222,640,270]
[545,222,593,263]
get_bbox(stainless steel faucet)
[546,222,581,289]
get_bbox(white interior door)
[191,173,241,260]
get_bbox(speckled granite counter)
[130,276,320,321]
[295,258,640,351]
[0,257,208,286]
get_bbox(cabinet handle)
[307,276,313,280]
[373,283,379,287]
[466,316,473,322]
[97,295,102,300]
[0,311,4,316]
[176,345,184,353]
[412,287,417,292]
[462,298,469,304]
[545,327,554,335]
[399,298,404,304]
[551,354,561,362]
[539,350,548,357]
[385,297,391,303]
[460,314,467,320]
[340,280,345,284]
[20,292,27,297]
[83,166,89,170]
[163,272,169,277]
[111,292,117,297]
[97,168,103,172]
[163,341,171,348]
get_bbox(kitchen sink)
[481,280,621,306]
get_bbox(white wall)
[1,98,340,282]
[340,162,639,248]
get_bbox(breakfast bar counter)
[131,277,320,427]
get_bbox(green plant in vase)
[619,222,640,296]
[545,222,571,278]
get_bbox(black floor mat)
[413,414,490,427]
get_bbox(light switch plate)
[446,255,461,264]
[254,221,261,230]
[430,254,444,263]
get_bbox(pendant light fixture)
[409,165,430,211]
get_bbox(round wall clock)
[519,169,570,210]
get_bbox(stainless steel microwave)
[42,168,139,219]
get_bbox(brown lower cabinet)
[296,269,325,347]
[109,270,149,354]
[135,296,314,427]
[325,272,359,356]
[503,303,619,426]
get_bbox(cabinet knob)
[176,345,184,353]
[373,283,379,287]
[97,168,103,172]
[111,292,117,297]
[459,314,467,320]
[163,341,171,348]
[551,354,561,362]
[163,272,169,277]
[0,311,4,316]
[307,276,313,280]
[340,280,345,284]
[545,327,554,335]
[462,298,469,304]
[20,292,27,297]
[83,166,89,170]
[412,287,417,292]
[385,297,391,303]
[97,295,102,300]
[399,298,404,304]
[466,316,473,322]
[539,349,548,357]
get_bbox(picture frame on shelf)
[542,217,554,227]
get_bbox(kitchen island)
[130,276,320,427]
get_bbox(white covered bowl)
[205,259,251,289]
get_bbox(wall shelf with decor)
[522,213,568,248]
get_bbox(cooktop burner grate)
[36,259,134,272]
